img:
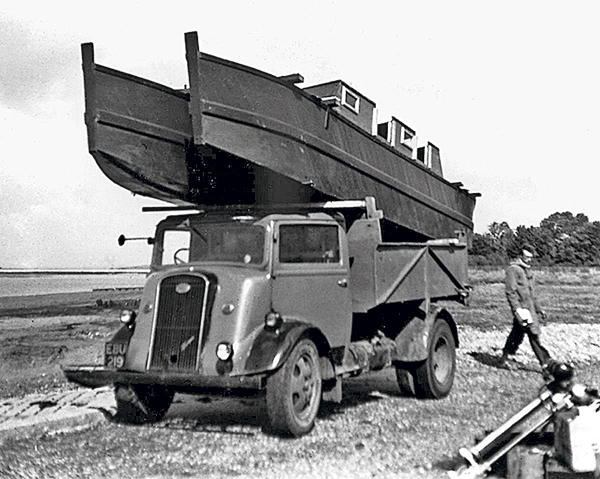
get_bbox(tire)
[114,383,175,424]
[414,319,456,399]
[394,364,416,396]
[265,338,322,437]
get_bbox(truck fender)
[243,321,330,375]
[394,306,458,363]
[111,324,134,343]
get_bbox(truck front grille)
[148,274,209,372]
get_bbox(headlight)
[264,311,283,330]
[119,309,137,326]
[216,342,233,361]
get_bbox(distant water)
[0,273,147,298]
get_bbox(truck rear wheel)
[265,338,322,437]
[114,384,174,424]
[414,319,456,399]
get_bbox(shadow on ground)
[136,369,404,435]
[468,351,503,368]
[468,351,542,374]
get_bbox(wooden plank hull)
[82,43,192,204]
[82,34,477,239]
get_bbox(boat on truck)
[82,31,478,242]
[64,34,478,436]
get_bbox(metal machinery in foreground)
[449,364,600,479]
[63,32,477,437]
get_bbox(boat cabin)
[417,142,443,176]
[377,116,417,159]
[304,80,376,133]
[304,81,443,177]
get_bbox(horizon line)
[0,268,149,275]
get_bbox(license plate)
[105,342,127,368]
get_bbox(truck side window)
[279,225,340,264]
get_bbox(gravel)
[458,323,600,367]
[1,322,598,479]
[1,279,599,478]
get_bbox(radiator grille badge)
[175,282,192,294]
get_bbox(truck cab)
[127,210,352,381]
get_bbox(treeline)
[469,212,600,266]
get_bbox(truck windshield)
[159,219,266,266]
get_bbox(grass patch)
[453,267,600,328]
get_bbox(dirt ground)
[0,290,140,399]
[1,273,599,478]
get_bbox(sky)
[1,1,599,268]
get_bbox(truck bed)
[349,232,468,313]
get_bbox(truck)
[64,197,470,436]
[63,32,477,437]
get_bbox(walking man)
[499,245,554,374]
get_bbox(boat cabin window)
[401,127,414,147]
[159,220,266,265]
[279,224,340,264]
[341,86,360,114]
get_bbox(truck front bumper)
[62,365,266,391]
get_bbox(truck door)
[272,221,352,349]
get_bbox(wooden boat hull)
[82,43,192,204]
[82,33,477,239]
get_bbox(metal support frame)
[142,197,382,217]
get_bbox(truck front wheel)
[414,319,456,399]
[114,383,174,424]
[265,338,322,437]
